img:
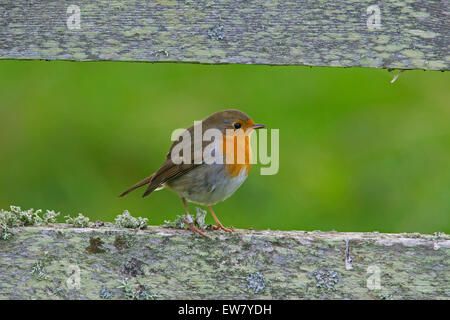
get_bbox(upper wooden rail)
[0,0,448,70]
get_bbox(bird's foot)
[183,218,208,238]
[212,223,233,233]
[207,206,233,233]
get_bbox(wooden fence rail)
[0,224,448,299]
[0,0,448,70]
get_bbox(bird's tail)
[118,174,154,197]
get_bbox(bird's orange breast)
[222,134,252,178]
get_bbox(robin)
[119,109,265,237]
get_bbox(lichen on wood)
[0,224,448,300]
[0,0,448,70]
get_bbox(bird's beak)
[251,124,265,129]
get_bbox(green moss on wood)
[0,224,448,299]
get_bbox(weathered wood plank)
[0,224,449,299]
[0,0,448,70]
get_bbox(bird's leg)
[208,206,233,233]
[181,197,208,238]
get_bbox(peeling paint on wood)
[0,224,448,299]
[0,1,448,70]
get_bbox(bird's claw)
[212,224,233,233]
[183,218,209,238]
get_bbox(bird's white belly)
[165,164,248,205]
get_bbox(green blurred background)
[0,60,448,233]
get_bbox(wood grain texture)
[0,224,449,299]
[0,0,448,70]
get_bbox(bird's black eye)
[233,122,242,129]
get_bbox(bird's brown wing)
[118,160,199,198]
[119,121,212,198]
[141,160,199,197]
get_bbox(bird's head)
[203,109,265,135]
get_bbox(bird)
[119,109,265,237]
